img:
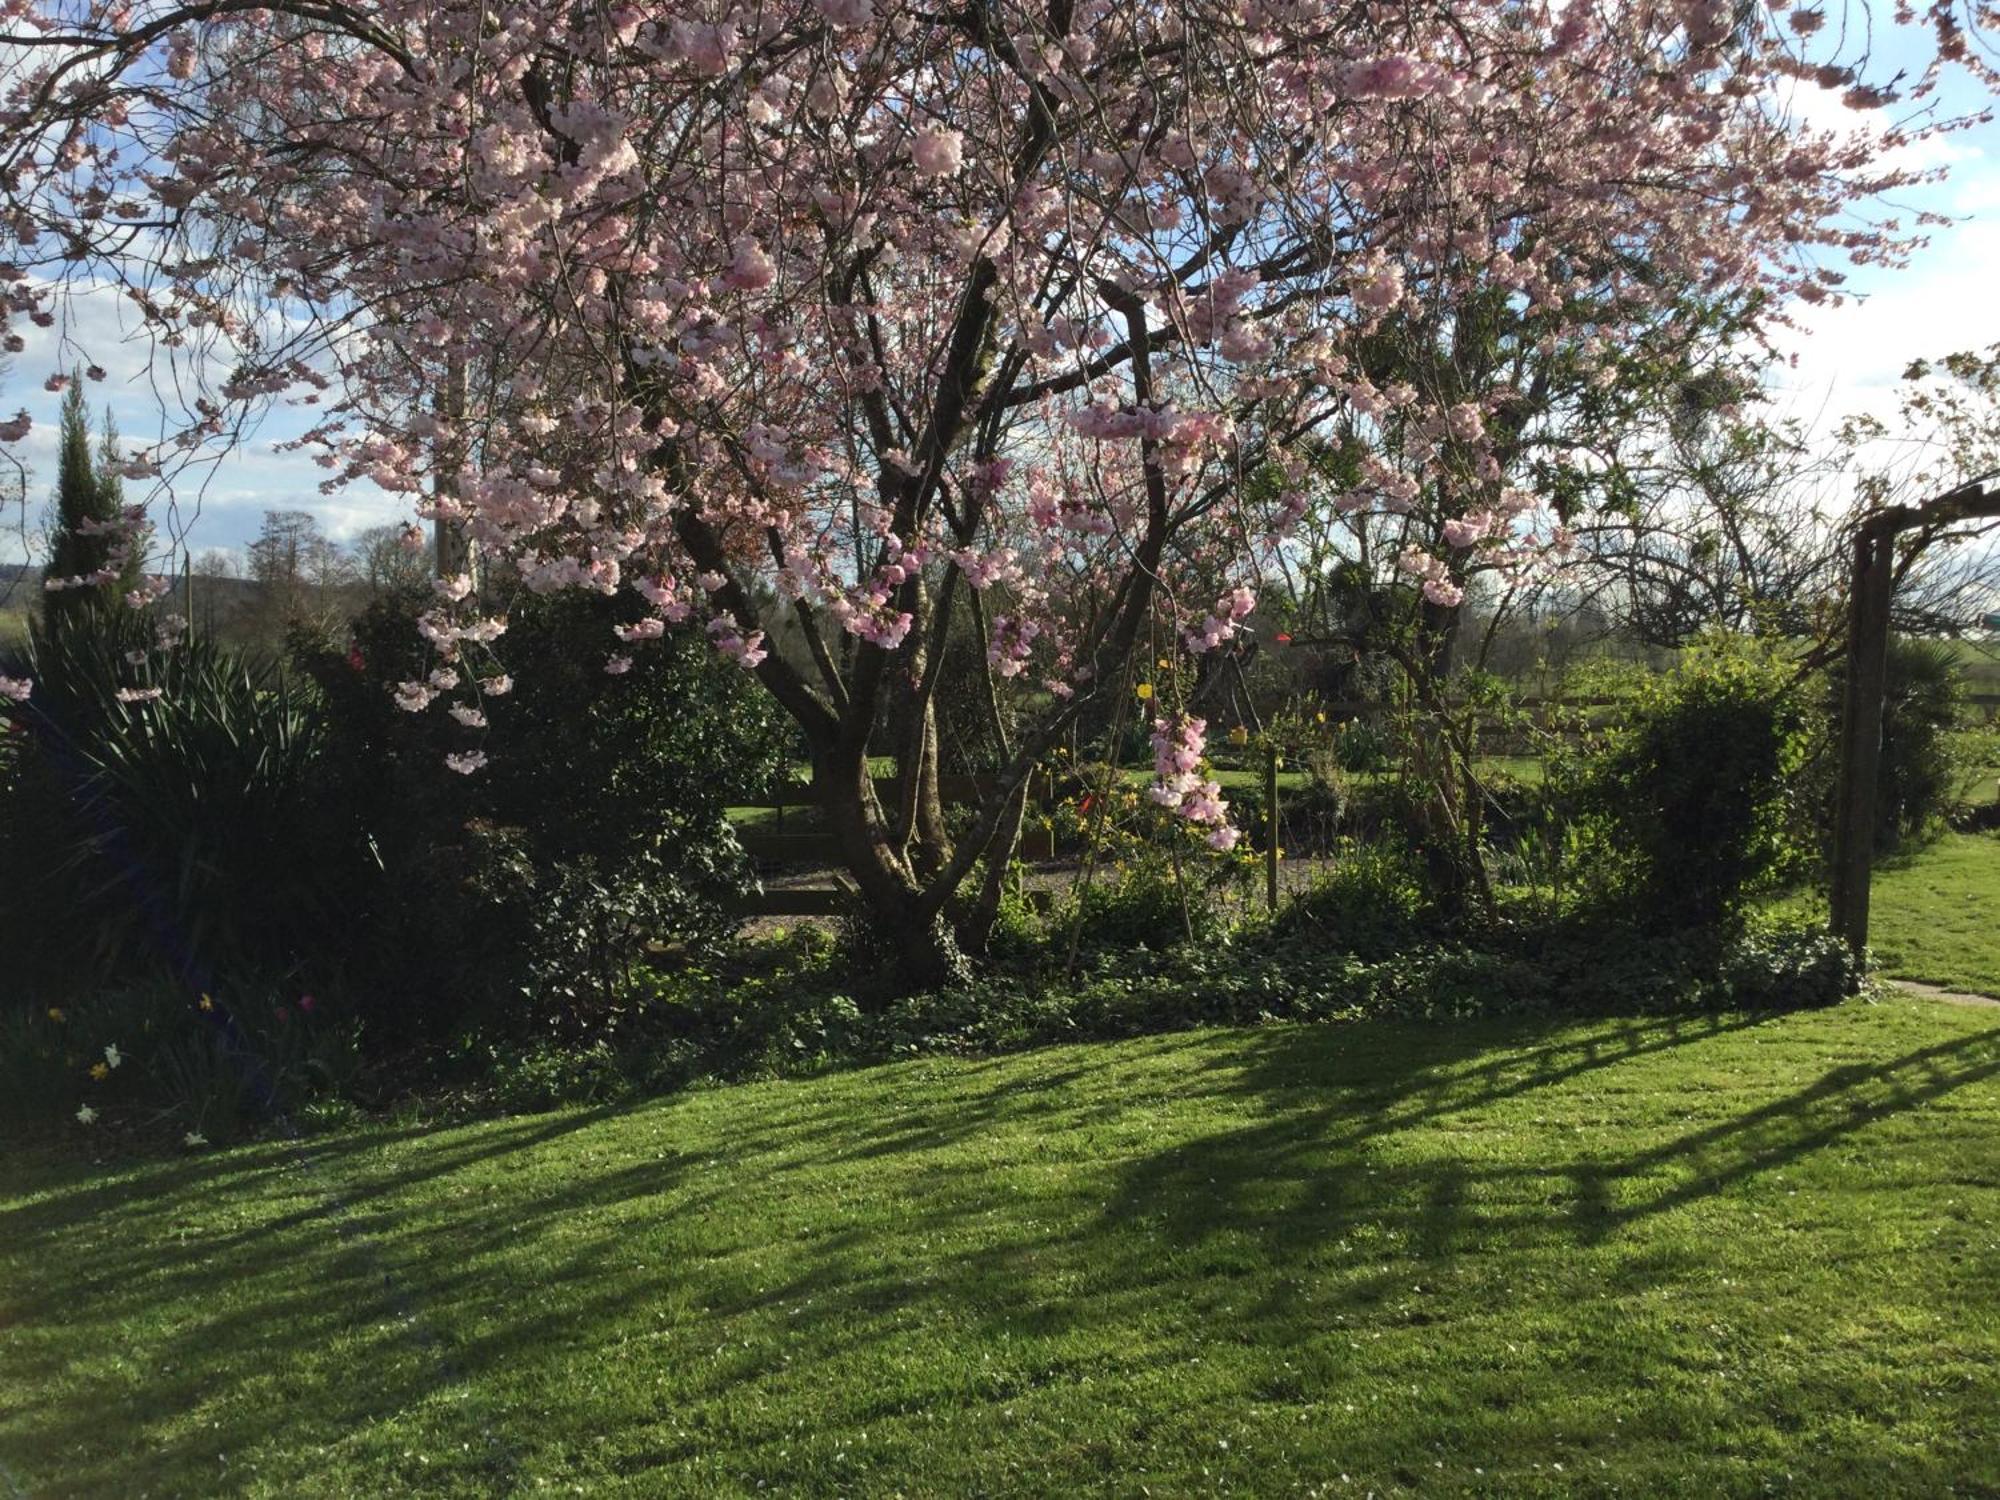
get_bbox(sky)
[4,28,2000,570]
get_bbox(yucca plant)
[1,617,331,994]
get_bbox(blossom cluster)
[1146,716,1240,852]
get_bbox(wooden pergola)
[1829,477,2000,956]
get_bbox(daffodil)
[103,1043,122,1069]
[46,1006,64,1023]
[1135,682,1154,701]
[89,1062,109,1082]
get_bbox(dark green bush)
[1575,645,1812,932]
[549,914,1857,1107]
[1822,636,1967,851]
[0,619,329,998]
[1333,718,1390,774]
[298,587,795,1041]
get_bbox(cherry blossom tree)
[1,0,1990,978]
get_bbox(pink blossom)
[115,686,164,704]
[0,676,30,703]
[444,750,488,774]
[910,126,965,178]
[725,237,776,292]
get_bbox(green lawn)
[8,998,2000,1496]
[1864,832,2000,997]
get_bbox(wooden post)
[1829,525,1895,956]
[1824,481,1999,963]
[1265,740,1280,916]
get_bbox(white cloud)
[0,278,402,564]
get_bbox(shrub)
[1574,644,1812,932]
[0,619,329,998]
[1822,636,1968,851]
[1273,840,1431,959]
[297,587,794,1040]
[1059,858,1208,952]
[1332,718,1390,774]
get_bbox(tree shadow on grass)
[5,1006,2000,1494]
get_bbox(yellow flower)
[198,995,214,1012]
[1135,682,1154,701]
[46,1007,64,1023]
[89,1062,110,1082]
[1315,711,1327,724]
[1156,657,1171,670]
[1228,725,1249,746]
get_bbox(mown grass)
[6,997,2000,1497]
[1864,832,2000,997]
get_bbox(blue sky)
[4,31,1998,568]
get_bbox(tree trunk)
[958,778,1032,957]
[817,741,970,994]
[1407,597,1487,915]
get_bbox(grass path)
[7,997,2000,1497]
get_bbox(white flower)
[444,750,488,775]
[75,1105,97,1125]
[183,1131,207,1148]
[103,1043,122,1069]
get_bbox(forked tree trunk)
[816,740,972,993]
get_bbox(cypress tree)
[41,375,121,635]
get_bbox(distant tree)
[246,508,352,633]
[354,523,432,598]
[40,377,128,635]
[193,547,242,580]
